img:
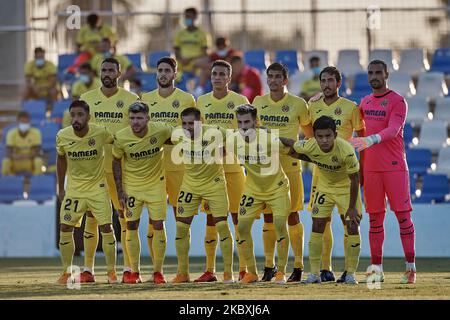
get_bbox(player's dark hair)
[309,56,320,64]
[128,101,149,114]
[87,13,99,26]
[235,104,257,120]
[34,47,45,54]
[17,111,30,120]
[230,55,242,64]
[181,107,201,120]
[185,7,198,16]
[368,59,388,73]
[319,66,342,83]
[78,62,93,72]
[267,62,289,80]
[211,59,232,76]
[69,100,90,113]
[215,36,229,47]
[157,57,177,72]
[130,78,142,87]
[313,115,336,133]
[101,57,120,71]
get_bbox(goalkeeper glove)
[349,134,381,152]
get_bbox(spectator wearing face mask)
[210,37,241,63]
[23,47,59,102]
[2,111,43,176]
[300,56,322,101]
[71,62,101,100]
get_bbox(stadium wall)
[0,203,449,258]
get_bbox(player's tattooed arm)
[56,155,67,202]
[112,157,127,211]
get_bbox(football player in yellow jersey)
[227,104,291,284]
[112,102,173,284]
[141,57,195,265]
[308,66,365,283]
[196,60,249,282]
[79,57,139,284]
[280,116,362,284]
[171,107,234,284]
[253,63,313,282]
[56,100,117,285]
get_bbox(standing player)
[196,60,249,282]
[112,102,173,284]
[79,57,139,283]
[349,60,416,284]
[253,62,313,282]
[228,104,290,284]
[171,107,234,284]
[141,57,196,264]
[308,66,365,283]
[56,100,117,284]
[280,116,362,284]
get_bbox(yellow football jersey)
[198,91,249,173]
[112,122,173,191]
[173,27,211,71]
[171,124,226,192]
[6,128,42,157]
[71,77,101,98]
[142,88,196,171]
[254,92,311,173]
[24,60,57,94]
[293,137,359,193]
[76,24,118,55]
[309,96,365,140]
[90,54,131,76]
[56,124,113,197]
[80,87,139,172]
[227,128,290,197]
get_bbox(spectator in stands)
[129,78,143,97]
[173,7,211,97]
[2,111,43,176]
[300,56,322,100]
[23,47,59,103]
[90,38,137,83]
[71,62,101,100]
[210,36,241,63]
[230,55,263,103]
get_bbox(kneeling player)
[56,100,117,284]
[281,115,362,284]
[113,101,173,284]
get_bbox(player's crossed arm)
[278,137,312,162]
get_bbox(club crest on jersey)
[281,105,290,112]
[150,137,157,144]
[240,207,246,215]
[64,214,72,221]
[172,100,180,108]
[88,138,96,146]
[331,155,339,163]
[312,206,319,215]
[380,99,388,107]
[177,206,184,214]
[116,100,124,108]
[214,177,220,183]
[227,101,235,109]
[334,107,342,116]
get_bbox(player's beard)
[323,88,337,99]
[72,121,85,132]
[101,76,117,88]
[370,80,384,89]
[158,77,173,88]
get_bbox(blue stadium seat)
[138,72,157,92]
[51,99,71,120]
[415,173,449,203]
[274,50,299,73]
[409,173,416,195]
[40,122,60,152]
[430,48,450,74]
[0,143,4,174]
[57,53,77,82]
[404,122,413,148]
[406,148,432,176]
[2,123,16,144]
[351,73,371,97]
[147,51,171,69]
[244,50,267,72]
[125,53,142,71]
[302,170,313,203]
[45,148,57,167]
[28,174,56,202]
[23,100,47,126]
[0,176,23,203]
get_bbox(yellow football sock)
[262,222,276,268]
[119,216,131,270]
[83,216,98,272]
[204,225,218,273]
[346,234,361,274]
[126,229,140,273]
[234,224,247,272]
[147,223,154,263]
[101,231,117,272]
[274,217,290,274]
[288,222,304,269]
[216,221,233,274]
[238,219,257,274]
[344,225,349,271]
[175,221,191,274]
[309,232,323,276]
[59,231,75,273]
[321,221,333,271]
[152,229,167,273]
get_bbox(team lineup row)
[56,56,416,287]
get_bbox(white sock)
[123,267,132,273]
[83,267,93,274]
[374,264,383,273]
[406,262,416,271]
